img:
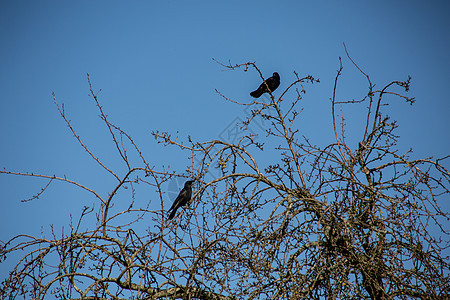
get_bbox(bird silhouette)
[168,180,194,220]
[250,72,280,98]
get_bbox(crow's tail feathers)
[168,208,177,220]
[250,89,262,98]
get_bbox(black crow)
[250,72,280,98]
[168,180,194,220]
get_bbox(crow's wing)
[266,77,275,89]
[169,188,187,211]
[265,76,279,92]
[250,75,279,98]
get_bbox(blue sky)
[1,0,449,254]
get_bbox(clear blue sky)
[1,1,449,250]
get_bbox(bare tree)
[1,51,449,299]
